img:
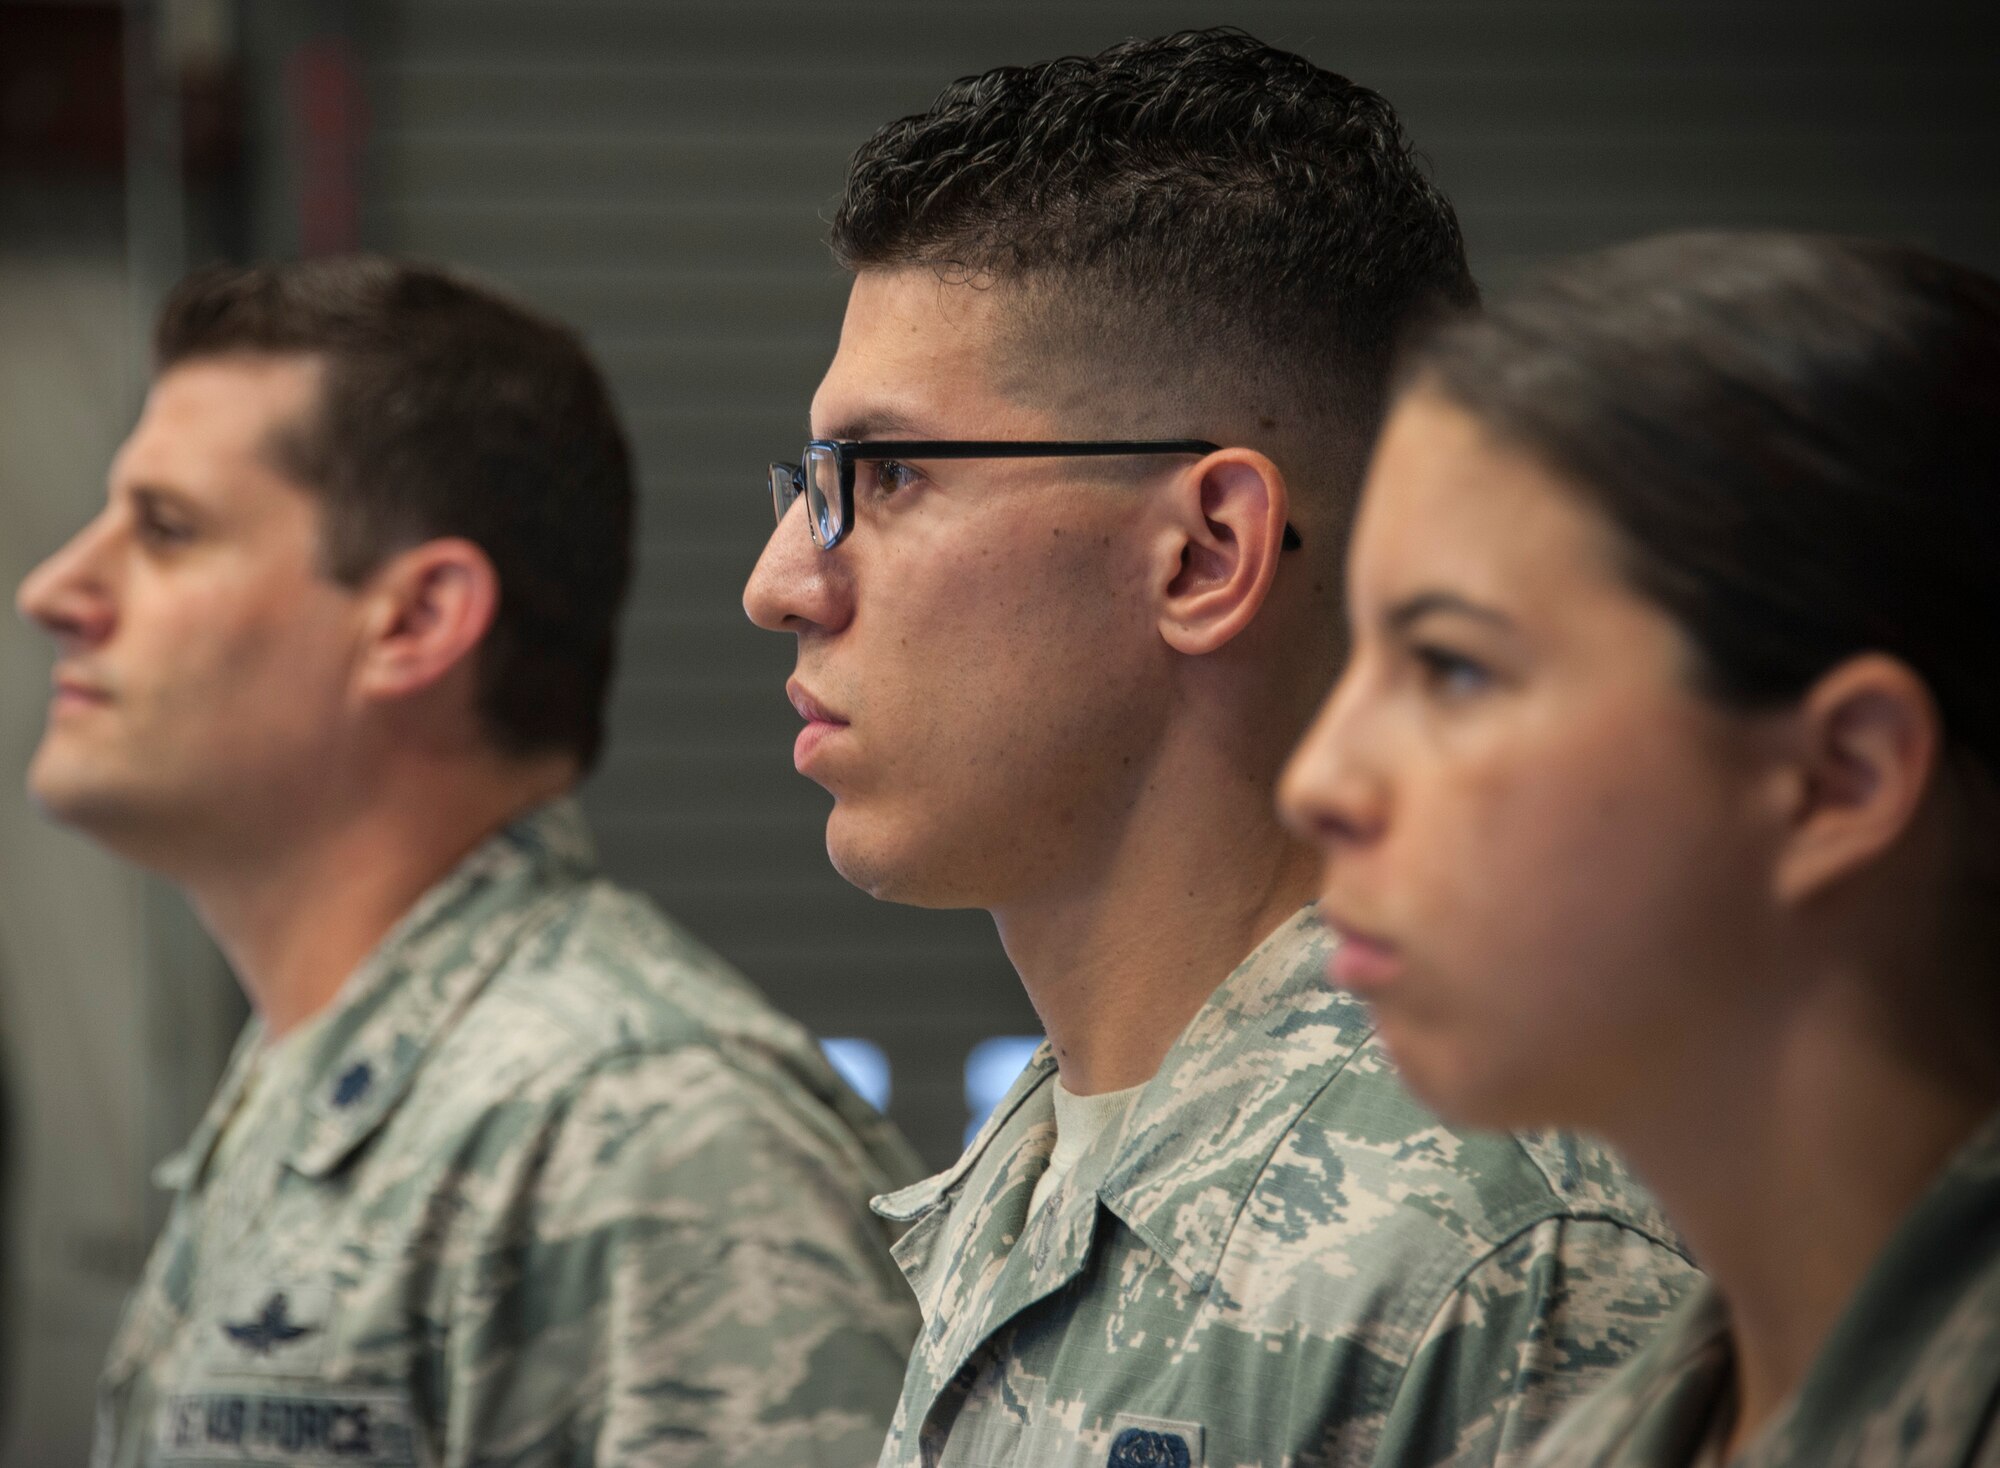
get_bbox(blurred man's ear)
[1772,653,1941,906]
[352,537,500,706]
[1154,448,1291,656]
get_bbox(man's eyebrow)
[123,482,199,513]
[810,409,930,441]
[1384,590,1515,634]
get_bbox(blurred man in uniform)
[746,29,1700,1468]
[19,258,922,1468]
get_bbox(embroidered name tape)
[155,1390,416,1465]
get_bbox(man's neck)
[992,771,1319,1097]
[1605,970,2000,1459]
[182,757,576,1039]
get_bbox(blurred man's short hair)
[155,256,634,770]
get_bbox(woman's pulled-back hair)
[1408,231,2000,778]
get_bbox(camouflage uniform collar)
[155,799,595,1192]
[872,907,1364,1437]
[1754,1103,2000,1465]
[153,1021,267,1192]
[879,906,1367,1299]
[874,1044,1059,1225]
[1097,905,1370,1294]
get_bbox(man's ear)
[353,537,499,705]
[1156,448,1291,656]
[1773,653,1941,906]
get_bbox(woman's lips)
[1323,916,1403,993]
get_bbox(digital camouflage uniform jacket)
[1528,1109,2000,1468]
[94,801,924,1468]
[874,909,1700,1468]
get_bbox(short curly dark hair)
[831,27,1477,516]
[155,257,634,772]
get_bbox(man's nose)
[17,518,117,648]
[743,499,849,635]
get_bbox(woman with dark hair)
[1279,231,2000,1467]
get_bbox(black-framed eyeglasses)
[767,438,1301,552]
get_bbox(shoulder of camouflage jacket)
[423,875,924,1190]
[1174,1027,1694,1344]
[1089,924,1692,1309]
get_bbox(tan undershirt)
[1027,1078,1146,1219]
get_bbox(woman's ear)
[1773,653,1941,906]
[352,537,500,705]
[1157,448,1292,656]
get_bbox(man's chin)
[826,833,917,904]
[825,814,984,910]
[24,750,96,825]
[25,757,176,859]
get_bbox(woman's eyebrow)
[1384,590,1516,634]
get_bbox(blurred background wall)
[1,0,1995,1460]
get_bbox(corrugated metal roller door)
[357,0,1997,1166]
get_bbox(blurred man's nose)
[17,517,118,649]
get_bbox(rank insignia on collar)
[332,1061,374,1107]
[1108,1427,1192,1468]
[222,1292,320,1355]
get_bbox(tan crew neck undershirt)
[1027,1077,1146,1219]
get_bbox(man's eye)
[862,460,920,496]
[1412,644,1491,699]
[138,512,194,546]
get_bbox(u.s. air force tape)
[154,1389,417,1465]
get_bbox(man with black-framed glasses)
[770,441,1305,552]
[745,28,1698,1468]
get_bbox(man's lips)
[786,679,848,772]
[786,679,846,727]
[1320,909,1404,993]
[50,671,111,712]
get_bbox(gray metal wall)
[352,0,1997,1168]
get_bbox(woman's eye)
[1412,644,1492,699]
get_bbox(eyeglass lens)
[805,445,846,548]
[769,464,799,522]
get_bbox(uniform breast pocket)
[155,1279,424,1466]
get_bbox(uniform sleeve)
[440,1046,920,1468]
[1370,1216,1701,1468]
